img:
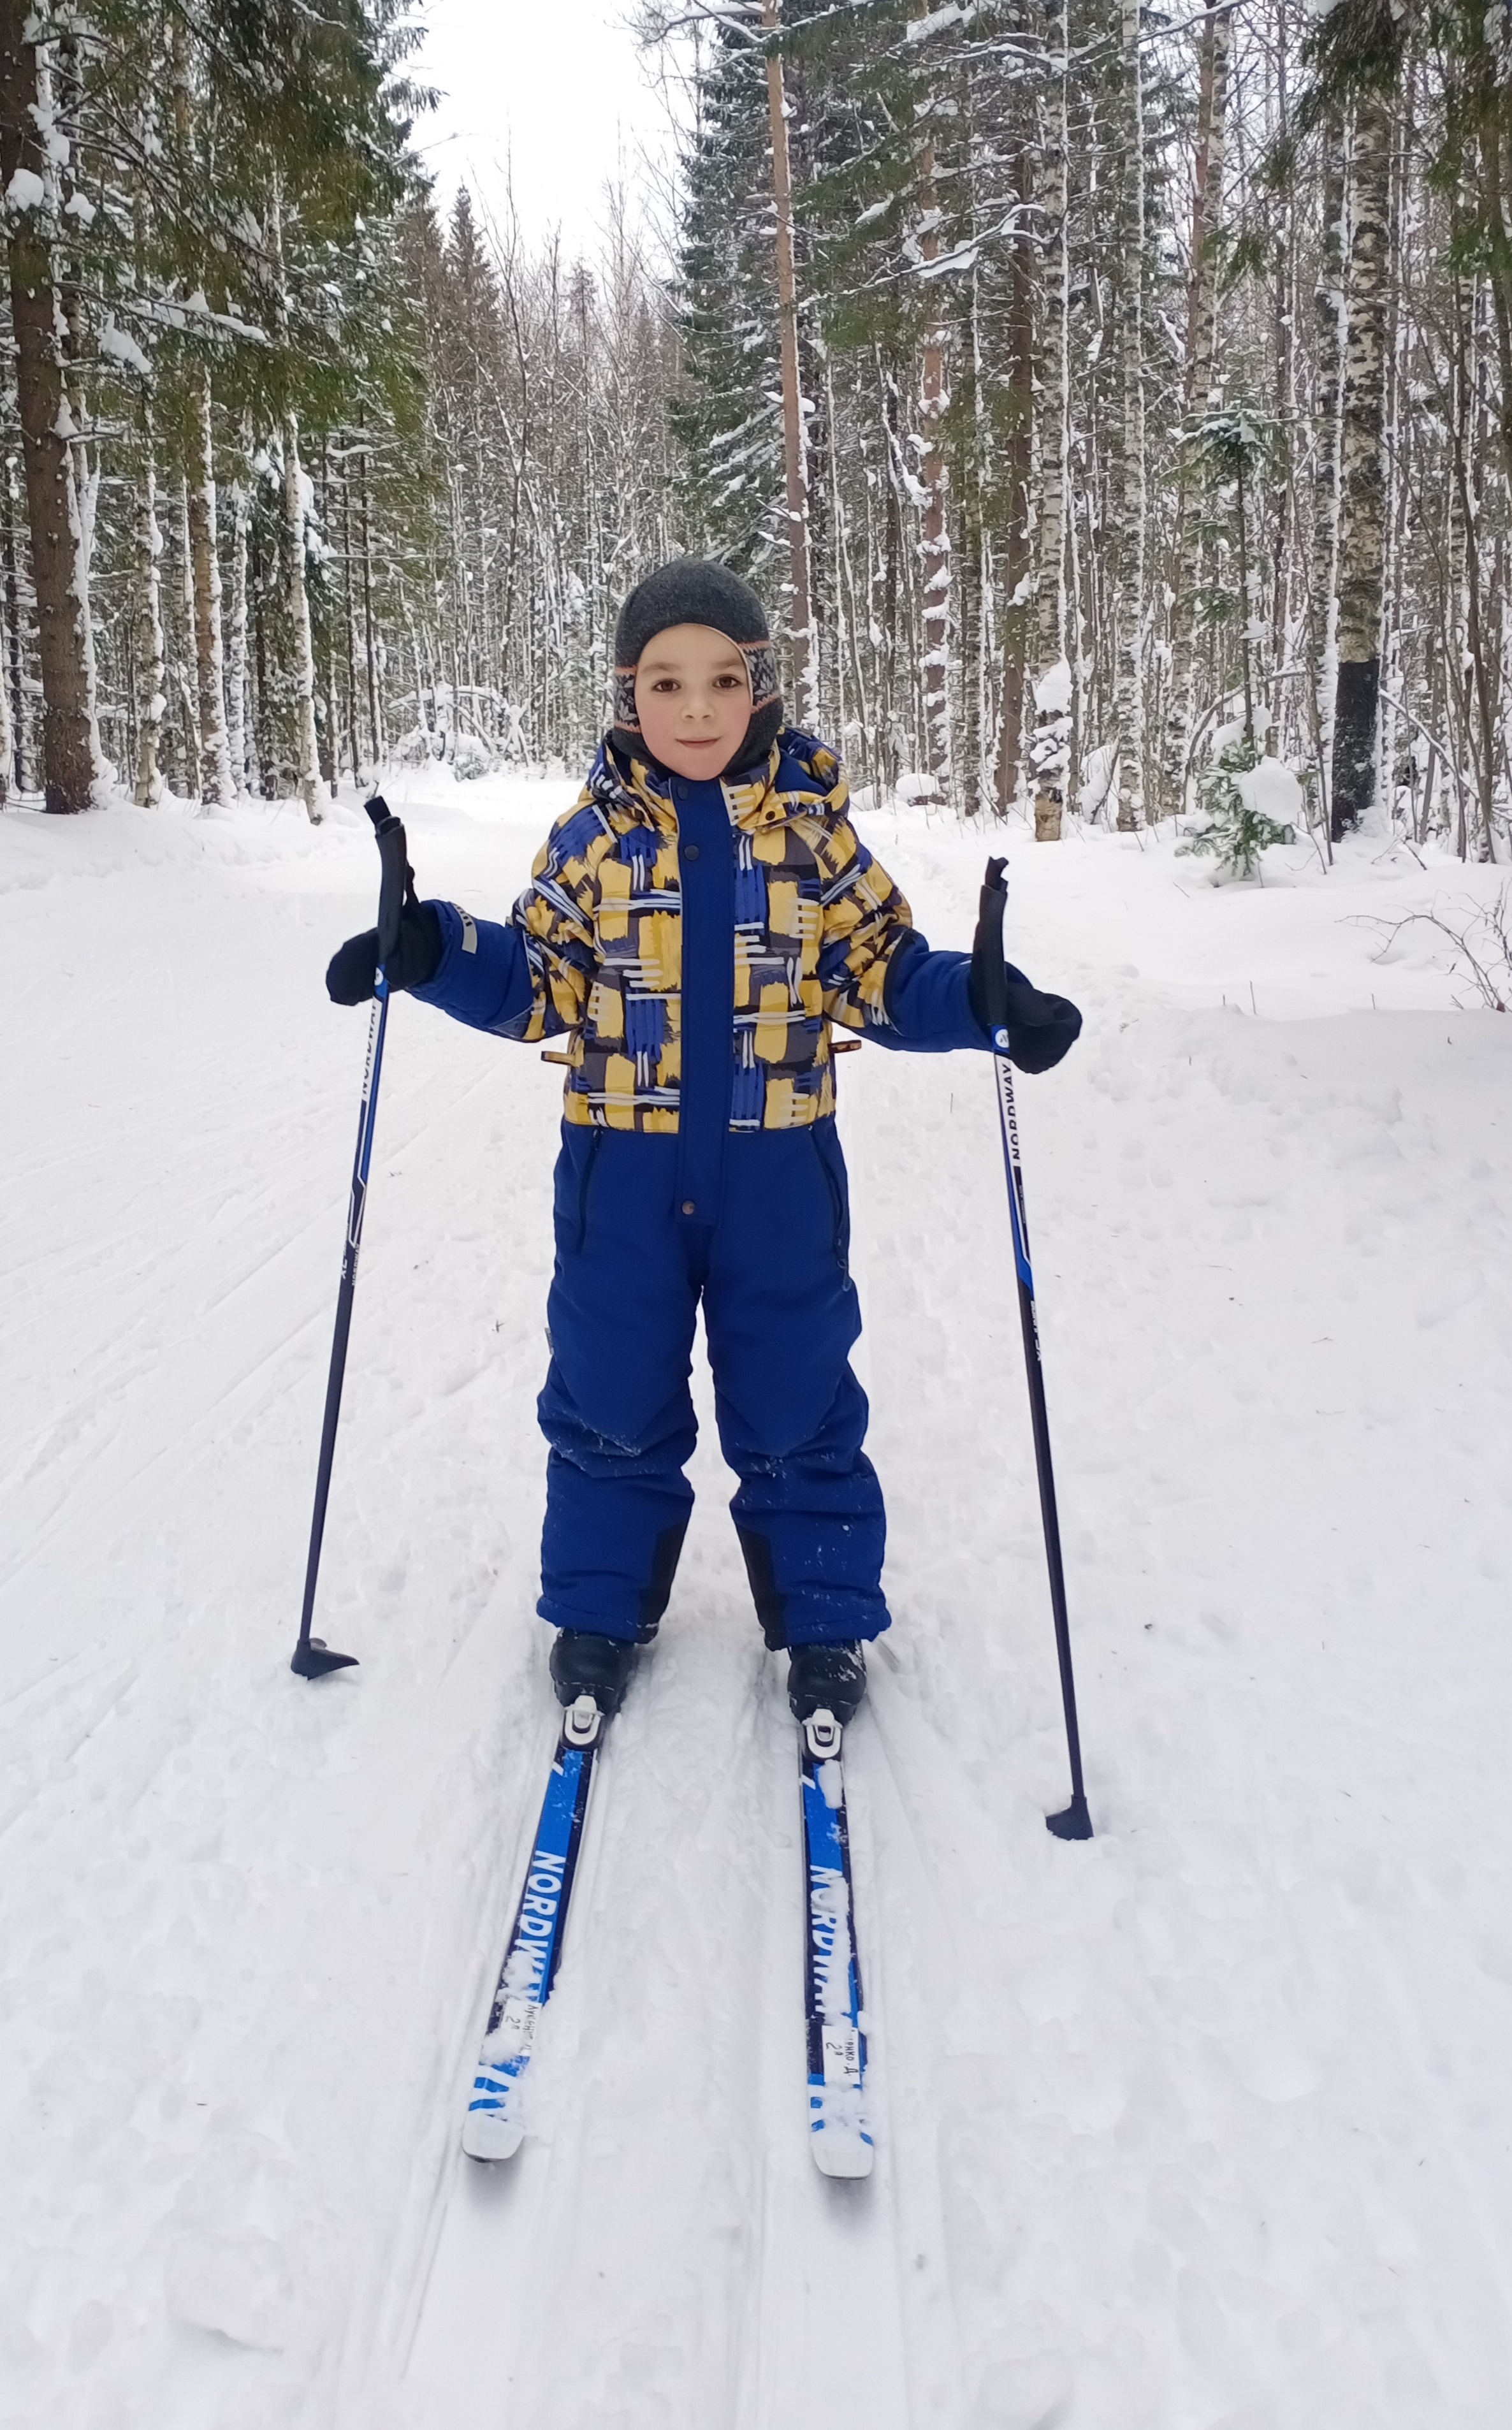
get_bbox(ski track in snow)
[3,776,1511,2427]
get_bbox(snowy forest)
[8,8,1512,2424]
[2,0,1511,859]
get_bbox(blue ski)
[462,1694,604,2160]
[799,1710,873,2178]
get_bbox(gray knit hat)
[611,557,785,772]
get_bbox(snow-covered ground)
[3,771,1511,2429]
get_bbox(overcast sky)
[412,0,687,259]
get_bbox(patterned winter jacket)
[495,732,920,1133]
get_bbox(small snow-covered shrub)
[1363,885,1511,1011]
[896,770,946,808]
[391,724,439,768]
[1180,736,1297,880]
[448,729,498,782]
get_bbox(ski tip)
[811,2130,874,2180]
[1046,1793,1093,1842]
[462,2112,525,2163]
[290,1639,360,1680]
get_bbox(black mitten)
[326,899,444,1004]
[1000,976,1082,1073]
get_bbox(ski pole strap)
[973,854,1012,1045]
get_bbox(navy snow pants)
[537,1121,889,1648]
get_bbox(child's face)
[633,623,753,780]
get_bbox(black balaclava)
[610,557,785,775]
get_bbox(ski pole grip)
[973,855,1011,1040]
[365,793,409,968]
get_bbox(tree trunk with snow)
[1308,107,1347,832]
[1159,0,1230,820]
[1330,88,1392,837]
[226,465,249,796]
[910,10,952,792]
[283,414,326,824]
[992,148,1035,816]
[185,363,233,807]
[762,0,815,729]
[132,409,164,806]
[0,528,11,803]
[1112,0,1147,831]
[1268,2,1297,754]
[1031,62,1070,844]
[2,458,25,789]
[358,439,382,769]
[917,317,952,794]
[1446,261,1501,861]
[0,8,95,812]
[176,478,201,797]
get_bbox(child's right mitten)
[326,901,444,1003]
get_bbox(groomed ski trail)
[5,776,1512,2429]
[401,1622,967,2430]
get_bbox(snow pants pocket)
[810,1120,852,1278]
[551,1126,604,1256]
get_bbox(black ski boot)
[549,1629,637,1718]
[787,1640,867,1726]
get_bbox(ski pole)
[291,794,412,1679]
[976,856,1093,1839]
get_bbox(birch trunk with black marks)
[0,6,94,811]
[1448,263,1501,859]
[1032,59,1070,844]
[2,456,25,789]
[132,408,164,805]
[226,467,249,795]
[992,149,1035,815]
[0,519,10,804]
[1160,0,1230,818]
[1113,0,1146,829]
[359,439,382,769]
[176,479,201,797]
[1268,3,1297,752]
[54,29,103,793]
[283,413,326,824]
[1309,109,1347,813]
[762,0,815,728]
[911,12,952,794]
[185,362,233,806]
[1330,85,1394,837]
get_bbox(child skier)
[327,559,1081,1728]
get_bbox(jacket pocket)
[811,1123,851,1278]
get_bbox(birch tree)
[762,0,816,725]
[132,409,165,804]
[1112,0,1147,829]
[1031,52,1072,843]
[185,365,234,805]
[1330,80,1394,834]
[912,9,953,793]
[1161,0,1232,819]
[0,7,96,811]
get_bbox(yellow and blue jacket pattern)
[503,732,915,1132]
